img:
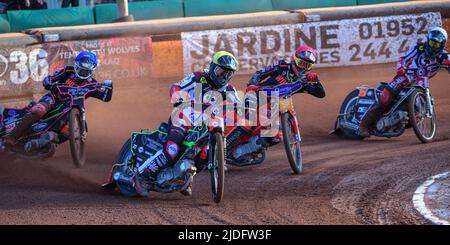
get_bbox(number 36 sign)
[0,48,48,87]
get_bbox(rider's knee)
[30,103,48,118]
[58,124,70,142]
[380,88,394,106]
[376,83,395,106]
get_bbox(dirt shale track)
[0,63,449,224]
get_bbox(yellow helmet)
[207,51,238,89]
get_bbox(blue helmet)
[74,51,97,79]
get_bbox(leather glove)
[305,72,318,82]
[397,67,405,76]
[43,77,53,90]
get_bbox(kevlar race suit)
[5,66,112,145]
[139,70,241,179]
[247,59,326,145]
[39,66,112,142]
[248,60,326,98]
[360,42,450,132]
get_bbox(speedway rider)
[3,51,113,150]
[246,44,326,146]
[121,51,240,197]
[359,27,450,136]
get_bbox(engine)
[376,111,408,132]
[232,136,264,160]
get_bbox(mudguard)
[1,107,29,136]
[0,101,68,138]
[130,122,169,167]
[353,86,378,123]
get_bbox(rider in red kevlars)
[248,45,325,97]
[246,45,325,145]
[123,50,240,197]
[3,51,112,148]
[359,27,450,137]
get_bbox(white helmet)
[425,27,448,57]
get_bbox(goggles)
[294,57,314,71]
[214,66,234,81]
[428,39,442,49]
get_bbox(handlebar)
[49,80,113,92]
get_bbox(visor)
[428,39,442,49]
[76,67,92,78]
[294,57,314,71]
[75,58,96,79]
[214,66,234,82]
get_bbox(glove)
[103,80,113,88]
[442,60,450,74]
[305,72,318,82]
[173,98,184,107]
[42,76,52,90]
[397,67,405,76]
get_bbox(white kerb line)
[412,171,450,225]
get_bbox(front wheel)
[209,131,225,203]
[68,108,86,168]
[338,89,364,140]
[408,90,436,143]
[115,138,139,197]
[281,113,302,174]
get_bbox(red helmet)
[292,45,317,77]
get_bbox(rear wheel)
[209,131,225,203]
[68,108,86,168]
[408,90,436,143]
[281,113,302,174]
[338,89,364,140]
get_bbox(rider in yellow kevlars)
[118,51,240,197]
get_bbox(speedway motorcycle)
[332,63,449,143]
[102,103,226,203]
[224,80,305,174]
[0,80,113,167]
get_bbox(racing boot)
[131,173,150,197]
[3,112,41,146]
[180,180,193,196]
[24,131,59,152]
[113,170,149,197]
[360,103,392,137]
[359,87,393,137]
[0,139,5,152]
[116,150,171,197]
[156,159,196,188]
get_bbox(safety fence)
[1,0,412,33]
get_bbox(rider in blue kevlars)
[4,51,112,149]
